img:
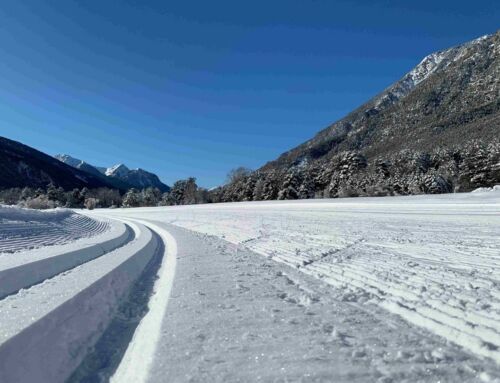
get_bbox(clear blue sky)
[0,1,498,187]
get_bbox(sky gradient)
[0,0,498,187]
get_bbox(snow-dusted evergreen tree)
[241,173,257,201]
[66,188,85,208]
[277,169,301,200]
[261,170,280,200]
[166,177,198,205]
[142,187,162,206]
[253,178,265,201]
[298,168,316,199]
[46,183,66,205]
[123,188,141,207]
[80,187,89,200]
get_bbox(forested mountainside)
[212,31,500,202]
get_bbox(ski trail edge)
[110,218,178,383]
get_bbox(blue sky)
[0,1,498,187]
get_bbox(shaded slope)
[0,136,117,190]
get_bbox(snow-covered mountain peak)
[54,154,84,168]
[408,50,448,85]
[374,49,452,108]
[105,164,130,177]
[373,32,495,110]
[406,32,493,88]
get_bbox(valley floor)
[0,188,499,382]
[114,223,499,383]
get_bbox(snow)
[406,49,451,87]
[0,221,159,382]
[55,154,108,174]
[106,163,130,177]
[113,223,498,382]
[110,219,178,383]
[54,154,83,168]
[0,190,499,381]
[0,205,110,253]
[0,218,130,299]
[473,185,500,193]
[97,189,500,378]
[374,32,494,110]
[374,49,451,109]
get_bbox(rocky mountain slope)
[0,137,116,190]
[214,31,500,202]
[54,154,107,177]
[55,155,170,192]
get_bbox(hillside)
[0,137,117,191]
[214,31,500,201]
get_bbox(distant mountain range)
[0,136,170,192]
[55,154,170,192]
[214,31,500,201]
[0,137,115,190]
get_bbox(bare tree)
[226,167,252,184]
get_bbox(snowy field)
[0,188,499,382]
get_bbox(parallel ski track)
[0,214,168,382]
[0,212,110,253]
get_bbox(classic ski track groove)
[0,219,132,299]
[0,216,165,383]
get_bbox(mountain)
[105,163,130,177]
[214,31,500,201]
[54,154,133,191]
[54,154,107,177]
[105,164,170,192]
[0,137,118,190]
[55,155,170,192]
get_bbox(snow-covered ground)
[0,205,111,253]
[98,188,500,381]
[0,207,161,382]
[0,189,499,382]
[115,223,499,382]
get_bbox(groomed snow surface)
[0,188,499,382]
[0,205,111,253]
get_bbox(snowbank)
[472,185,500,193]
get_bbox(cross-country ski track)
[0,188,499,382]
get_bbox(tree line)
[0,177,212,210]
[209,140,500,202]
[1,140,498,210]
